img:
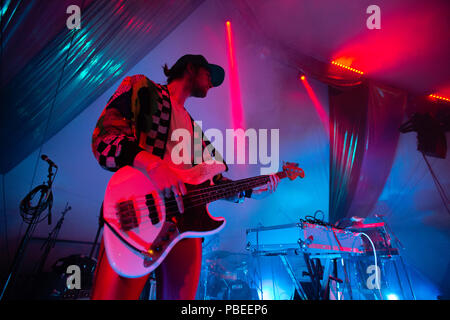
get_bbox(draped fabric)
[328,82,407,223]
[0,0,204,173]
[328,84,369,224]
[346,82,407,218]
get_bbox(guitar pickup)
[116,200,139,231]
[145,194,160,225]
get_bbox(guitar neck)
[184,171,287,205]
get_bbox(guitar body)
[102,163,227,278]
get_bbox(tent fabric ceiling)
[0,0,204,174]
[1,0,93,87]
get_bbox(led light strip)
[331,61,364,75]
[429,94,450,102]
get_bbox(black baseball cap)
[171,54,225,87]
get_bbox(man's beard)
[190,72,208,98]
[191,84,207,98]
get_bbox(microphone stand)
[0,164,56,300]
[35,203,72,275]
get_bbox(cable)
[0,0,10,266]
[300,211,355,299]
[359,232,383,300]
[421,152,450,215]
[1,174,10,265]
[313,210,325,221]
[299,210,339,229]
[19,185,54,224]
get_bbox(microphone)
[41,154,58,168]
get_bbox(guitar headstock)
[282,161,305,180]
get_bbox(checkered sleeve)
[91,77,144,172]
[92,108,144,172]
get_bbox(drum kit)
[198,250,259,300]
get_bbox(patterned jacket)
[91,74,226,173]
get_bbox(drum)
[223,280,253,300]
[51,254,97,300]
[205,275,227,299]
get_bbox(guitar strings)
[109,176,270,221]
[130,174,274,210]
[106,187,242,228]
[134,173,276,202]
[117,172,289,222]
[105,171,295,229]
[134,172,284,207]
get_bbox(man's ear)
[186,62,196,76]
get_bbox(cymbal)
[204,250,250,259]
[204,250,233,259]
[235,262,248,270]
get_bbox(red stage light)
[331,61,364,75]
[300,75,306,81]
[429,94,450,102]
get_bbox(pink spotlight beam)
[301,76,330,137]
[225,20,245,130]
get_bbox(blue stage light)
[386,293,399,300]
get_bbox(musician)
[90,54,280,300]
